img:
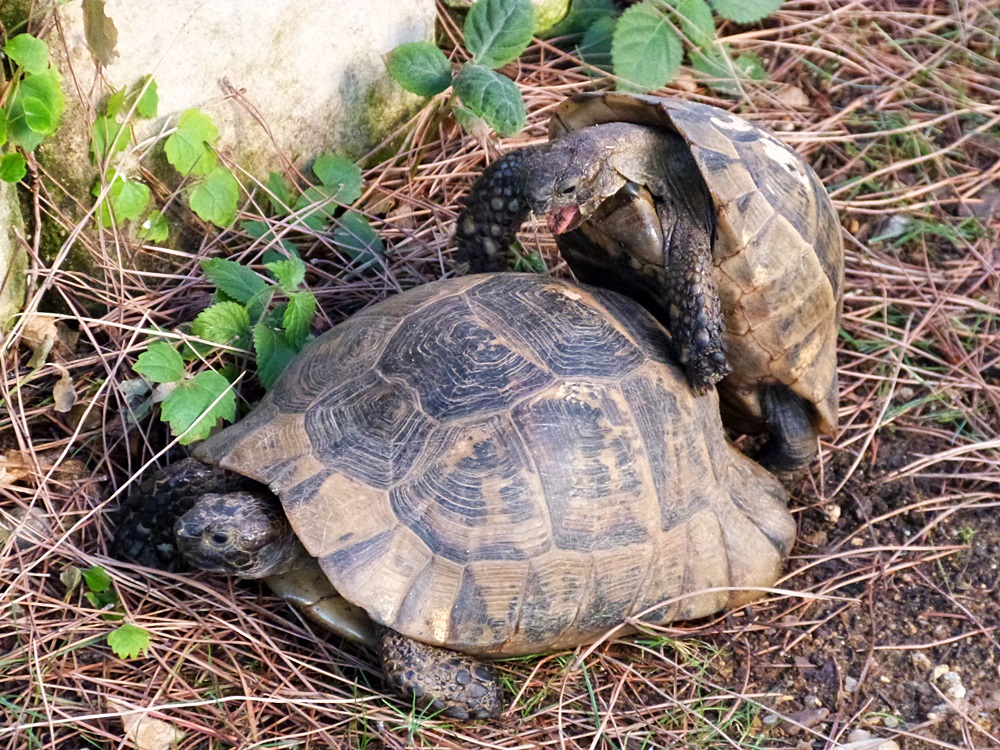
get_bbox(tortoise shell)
[194,273,794,657]
[548,92,844,438]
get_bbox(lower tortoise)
[116,273,796,719]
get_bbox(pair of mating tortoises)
[116,92,843,720]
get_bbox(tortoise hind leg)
[454,151,534,273]
[758,385,819,473]
[378,627,502,720]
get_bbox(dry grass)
[2,0,999,748]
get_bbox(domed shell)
[549,92,844,438]
[194,274,794,657]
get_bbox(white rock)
[31,0,435,194]
[0,182,26,330]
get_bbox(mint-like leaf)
[611,3,682,92]
[265,257,306,291]
[192,302,251,347]
[200,258,268,304]
[708,0,784,24]
[283,292,317,349]
[160,370,236,443]
[453,64,526,137]
[253,325,297,390]
[465,0,535,68]
[385,41,453,97]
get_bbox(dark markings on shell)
[379,293,554,420]
[513,387,652,552]
[304,375,434,489]
[585,288,676,366]
[389,415,552,564]
[694,147,738,176]
[466,274,647,379]
[449,565,525,648]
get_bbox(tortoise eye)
[211,531,229,546]
[558,182,577,196]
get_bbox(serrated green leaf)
[690,46,766,93]
[333,212,385,264]
[82,565,113,593]
[264,257,306,291]
[453,64,526,137]
[138,211,169,242]
[160,370,237,443]
[385,41,453,97]
[164,108,218,176]
[82,0,119,67]
[253,325,298,390]
[708,0,783,24]
[283,292,317,349]
[266,172,294,215]
[5,34,49,74]
[200,258,268,303]
[91,115,130,162]
[134,341,185,383]
[107,623,151,659]
[189,167,240,227]
[578,15,616,73]
[611,2,682,92]
[105,88,126,118]
[669,0,716,50]
[192,301,251,347]
[0,153,27,183]
[312,154,362,203]
[544,0,617,37]
[131,75,158,119]
[7,70,65,150]
[465,0,535,68]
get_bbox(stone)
[7,0,435,198]
[442,0,570,33]
[0,181,27,331]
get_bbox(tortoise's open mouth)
[547,205,583,235]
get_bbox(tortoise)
[115,272,796,720]
[454,92,844,471]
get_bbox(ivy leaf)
[5,34,49,74]
[611,2,683,92]
[138,211,170,242]
[200,258,267,304]
[82,0,119,67]
[164,108,218,176]
[134,341,185,383]
[130,75,158,119]
[253,325,298,390]
[544,0,617,37]
[160,370,237,444]
[104,88,126,118]
[312,153,363,204]
[192,301,251,347]
[708,0,784,24]
[452,64,526,137]
[669,0,716,51]
[82,565,113,593]
[0,153,27,183]
[266,172,294,215]
[6,70,65,150]
[465,0,535,69]
[107,623,151,659]
[385,41,453,97]
[110,179,150,223]
[91,116,130,161]
[333,212,385,263]
[189,167,240,227]
[283,292,317,349]
[264,257,306,291]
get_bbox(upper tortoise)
[455,92,844,471]
[116,273,796,720]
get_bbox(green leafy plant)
[132,252,320,444]
[550,0,779,92]
[63,565,152,659]
[0,33,66,183]
[385,0,534,136]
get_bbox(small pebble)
[844,675,860,694]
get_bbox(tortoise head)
[523,130,629,235]
[174,490,300,579]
